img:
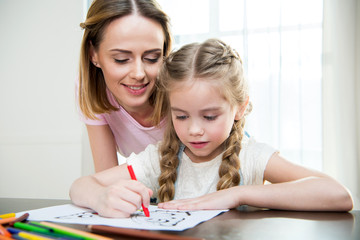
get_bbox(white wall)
[0,0,84,199]
[322,0,360,210]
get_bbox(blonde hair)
[78,0,172,119]
[155,39,252,202]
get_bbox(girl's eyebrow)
[200,107,222,112]
[171,107,222,112]
[170,107,186,112]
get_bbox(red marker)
[127,164,150,217]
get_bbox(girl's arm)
[69,164,153,218]
[86,124,118,172]
[159,153,353,211]
[254,153,353,211]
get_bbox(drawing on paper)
[55,211,99,219]
[55,208,193,227]
[131,209,192,227]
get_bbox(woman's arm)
[159,153,353,211]
[69,164,153,218]
[86,124,118,172]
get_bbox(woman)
[77,0,172,172]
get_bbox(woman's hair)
[155,39,252,202]
[78,0,172,119]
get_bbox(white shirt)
[128,136,277,201]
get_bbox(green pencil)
[29,221,96,240]
[13,222,67,238]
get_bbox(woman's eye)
[144,57,160,63]
[114,59,128,63]
[204,116,217,121]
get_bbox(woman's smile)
[122,82,149,95]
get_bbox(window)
[159,0,323,170]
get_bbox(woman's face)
[91,14,165,114]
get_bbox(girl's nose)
[129,60,145,81]
[189,120,204,136]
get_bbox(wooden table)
[0,198,358,240]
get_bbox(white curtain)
[159,0,324,171]
[322,0,360,209]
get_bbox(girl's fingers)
[159,188,239,211]
[123,180,152,207]
[96,180,152,217]
[158,198,199,210]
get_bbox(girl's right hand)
[92,179,153,218]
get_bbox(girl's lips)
[189,142,209,149]
[122,83,149,95]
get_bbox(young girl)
[70,39,353,218]
[77,0,172,172]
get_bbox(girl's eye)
[114,59,128,63]
[176,115,188,120]
[204,116,217,121]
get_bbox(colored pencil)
[27,221,94,240]
[0,234,14,240]
[0,224,11,237]
[38,222,112,240]
[0,214,15,220]
[12,222,74,239]
[7,227,53,240]
[0,213,29,226]
[127,164,150,217]
[17,232,54,240]
[88,225,205,240]
[0,219,16,226]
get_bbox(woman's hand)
[158,187,241,210]
[92,179,153,218]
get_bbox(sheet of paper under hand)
[16,204,227,231]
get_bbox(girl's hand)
[93,179,153,218]
[158,187,241,210]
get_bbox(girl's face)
[169,79,242,163]
[91,14,164,114]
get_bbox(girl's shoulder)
[240,135,278,185]
[240,135,276,157]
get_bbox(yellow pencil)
[0,214,15,219]
[17,232,53,240]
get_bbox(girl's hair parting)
[78,0,172,119]
[155,38,252,202]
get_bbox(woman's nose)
[129,60,145,80]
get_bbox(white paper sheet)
[16,204,227,231]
